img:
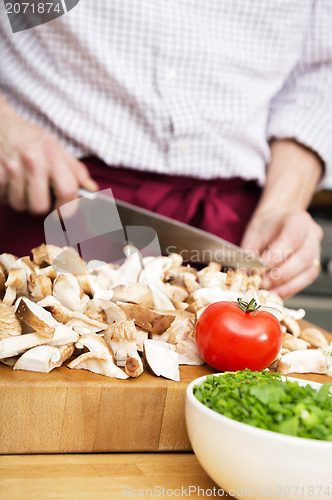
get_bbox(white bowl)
[186,374,332,500]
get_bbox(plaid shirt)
[1,0,332,186]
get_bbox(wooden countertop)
[0,453,233,500]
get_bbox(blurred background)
[285,189,332,331]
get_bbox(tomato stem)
[237,297,260,313]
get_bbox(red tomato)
[195,300,283,372]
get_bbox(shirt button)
[178,140,190,152]
[165,68,177,82]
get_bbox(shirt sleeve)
[267,0,332,188]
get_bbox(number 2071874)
[5,2,61,15]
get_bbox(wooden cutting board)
[0,320,331,455]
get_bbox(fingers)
[0,109,98,214]
[69,157,99,192]
[269,263,320,298]
[1,156,26,211]
[260,213,323,297]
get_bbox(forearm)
[255,139,323,215]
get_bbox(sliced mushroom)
[53,273,85,312]
[0,325,79,359]
[70,333,128,379]
[16,297,59,338]
[87,299,127,324]
[0,262,6,298]
[0,253,18,274]
[3,257,38,304]
[13,344,75,373]
[0,303,22,340]
[281,314,301,338]
[276,349,328,374]
[143,339,180,381]
[192,287,239,310]
[93,251,143,289]
[36,265,58,281]
[1,356,19,367]
[139,256,177,305]
[282,333,310,352]
[135,327,149,352]
[43,302,108,332]
[68,352,129,379]
[112,283,155,308]
[52,246,87,275]
[197,263,227,288]
[167,285,189,305]
[164,265,198,289]
[31,244,63,267]
[118,302,175,334]
[30,274,53,302]
[3,268,27,306]
[104,320,143,377]
[84,307,107,324]
[299,328,329,348]
[165,316,204,365]
[148,284,175,311]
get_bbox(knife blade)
[78,188,267,269]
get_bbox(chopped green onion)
[193,369,332,441]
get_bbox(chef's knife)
[78,188,267,270]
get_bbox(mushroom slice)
[104,320,143,377]
[38,266,58,281]
[163,283,188,303]
[280,314,301,338]
[75,332,113,354]
[118,303,175,335]
[13,344,75,373]
[139,256,176,306]
[70,333,128,379]
[0,253,18,274]
[197,263,227,288]
[53,273,84,312]
[112,283,155,308]
[148,284,175,311]
[32,244,63,267]
[0,262,6,298]
[135,328,149,352]
[192,287,239,310]
[84,307,107,324]
[282,333,310,352]
[165,317,204,365]
[299,328,329,348]
[225,269,249,292]
[164,266,199,292]
[87,299,127,324]
[276,349,328,375]
[3,268,27,306]
[37,295,62,308]
[16,297,59,338]
[0,325,79,359]
[44,302,108,332]
[143,339,180,381]
[1,356,19,367]
[68,352,128,379]
[94,251,143,288]
[52,246,87,275]
[0,303,22,340]
[30,274,53,302]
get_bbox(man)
[0,1,330,297]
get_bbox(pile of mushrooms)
[0,244,331,380]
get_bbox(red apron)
[0,157,261,257]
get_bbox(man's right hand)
[0,95,98,214]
